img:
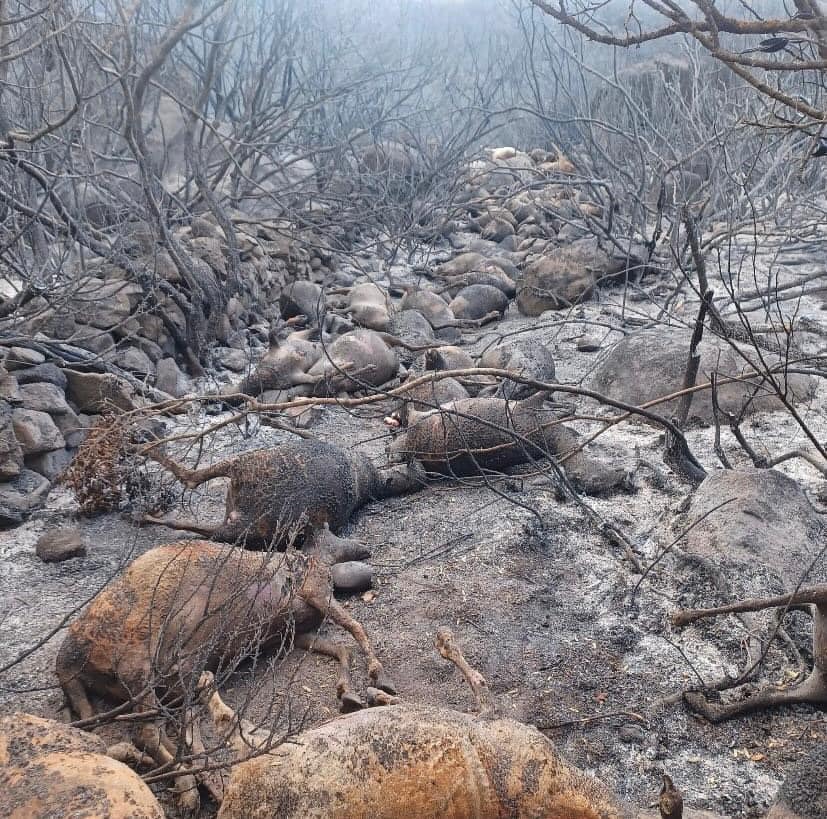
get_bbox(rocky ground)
[1,151,826,816]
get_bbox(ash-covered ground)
[1,235,826,817]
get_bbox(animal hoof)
[366,686,401,707]
[197,670,214,690]
[339,691,365,713]
[172,774,200,819]
[330,538,372,563]
[373,670,397,696]
[331,561,373,593]
[199,770,227,803]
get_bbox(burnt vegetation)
[1,0,827,817]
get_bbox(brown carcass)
[225,327,400,399]
[388,393,627,494]
[197,628,631,819]
[56,540,397,811]
[225,333,320,397]
[306,328,401,395]
[144,439,421,561]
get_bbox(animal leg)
[304,523,372,563]
[366,687,402,706]
[684,669,827,723]
[184,705,225,803]
[143,448,234,490]
[58,673,96,722]
[434,627,491,714]
[106,741,155,768]
[674,591,827,722]
[196,671,269,759]
[141,513,220,537]
[133,700,200,819]
[446,310,500,328]
[301,572,396,695]
[294,632,364,712]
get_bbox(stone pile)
[423,146,655,315]
[0,347,146,524]
[0,143,664,528]
[12,214,337,395]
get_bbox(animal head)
[659,774,683,819]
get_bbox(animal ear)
[660,774,674,795]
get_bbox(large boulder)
[588,327,815,424]
[681,468,826,595]
[586,328,816,426]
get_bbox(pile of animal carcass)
[3,145,826,819]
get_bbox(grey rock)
[0,367,21,404]
[36,526,86,562]
[190,236,227,277]
[26,447,74,481]
[26,307,77,339]
[74,279,142,331]
[576,333,603,353]
[73,330,116,355]
[54,407,86,448]
[3,346,45,370]
[0,468,50,526]
[0,401,23,479]
[87,293,133,331]
[684,468,826,595]
[226,296,244,325]
[618,725,646,745]
[154,358,189,398]
[12,409,65,454]
[116,346,155,377]
[588,328,816,426]
[18,382,71,415]
[133,337,164,364]
[137,314,165,345]
[14,363,67,390]
[216,348,249,372]
[65,370,137,413]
